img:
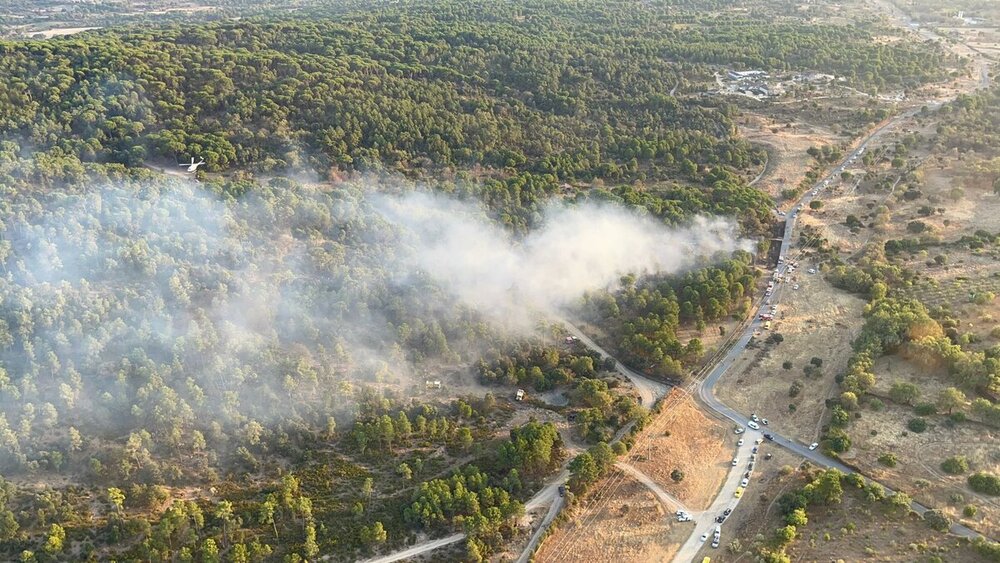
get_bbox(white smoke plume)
[375,191,748,328]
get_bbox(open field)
[534,475,685,563]
[737,112,844,201]
[717,272,866,444]
[630,397,732,510]
[842,356,1000,539]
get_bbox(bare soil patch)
[717,273,866,443]
[534,475,686,563]
[631,396,731,510]
[843,358,1000,539]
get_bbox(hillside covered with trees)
[0,0,965,561]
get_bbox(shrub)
[923,509,951,532]
[963,504,977,518]
[914,402,937,416]
[670,469,684,482]
[878,453,898,467]
[783,361,793,370]
[907,418,928,433]
[968,472,1000,496]
[940,456,969,475]
[868,398,885,411]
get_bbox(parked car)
[732,457,739,466]
[809,442,819,450]
[741,478,749,487]
[737,438,744,446]
[747,421,760,430]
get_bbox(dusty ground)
[738,112,844,199]
[630,396,732,510]
[532,393,734,563]
[717,272,866,444]
[715,448,987,562]
[840,355,1000,540]
[534,475,686,563]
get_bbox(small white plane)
[181,157,205,172]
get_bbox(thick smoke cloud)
[376,191,748,328]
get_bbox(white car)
[793,284,800,290]
[732,457,739,466]
[734,426,745,434]
[762,419,769,426]
[809,442,819,451]
[700,533,709,542]
[751,414,759,422]
[755,437,763,445]
[808,268,817,274]
[737,438,744,446]
[712,538,720,548]
[747,421,760,430]
[741,478,749,487]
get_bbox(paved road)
[673,429,763,561]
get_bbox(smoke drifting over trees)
[377,192,747,329]
[0,177,741,476]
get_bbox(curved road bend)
[562,322,670,407]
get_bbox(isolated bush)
[878,453,898,468]
[941,456,969,475]
[963,504,977,518]
[923,509,951,532]
[907,417,928,433]
[914,402,937,416]
[968,472,1000,496]
[783,361,793,370]
[670,469,685,483]
[889,381,920,405]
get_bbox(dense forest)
[0,0,951,179]
[0,0,966,561]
